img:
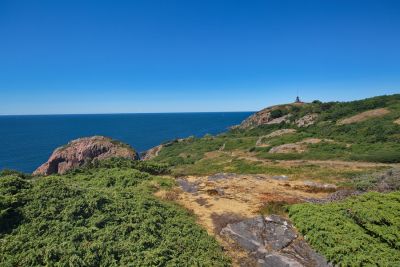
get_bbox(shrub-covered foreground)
[0,162,230,266]
[289,191,400,266]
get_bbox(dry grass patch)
[268,138,332,154]
[337,108,390,125]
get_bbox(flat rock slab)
[221,216,266,252]
[208,173,238,181]
[261,253,303,267]
[265,215,297,250]
[176,179,198,193]
[221,215,330,267]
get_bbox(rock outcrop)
[141,138,189,160]
[295,114,318,127]
[269,138,332,154]
[235,102,313,129]
[141,144,163,160]
[255,129,297,147]
[236,104,296,129]
[221,215,330,267]
[33,136,139,175]
[265,129,297,139]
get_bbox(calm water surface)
[0,112,252,173]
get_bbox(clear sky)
[1,0,399,115]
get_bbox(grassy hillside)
[145,94,400,266]
[0,160,230,266]
[151,94,400,177]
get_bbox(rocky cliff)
[235,102,316,129]
[141,144,164,160]
[33,136,139,175]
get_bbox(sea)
[0,112,253,173]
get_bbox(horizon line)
[0,110,256,116]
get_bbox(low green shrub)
[289,191,400,266]
[259,201,288,216]
[0,168,230,266]
[0,169,31,179]
[76,157,171,175]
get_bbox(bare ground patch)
[172,174,330,235]
[268,138,332,154]
[337,108,390,125]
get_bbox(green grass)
[0,161,230,266]
[259,201,289,216]
[153,94,400,171]
[170,154,378,183]
[289,191,400,266]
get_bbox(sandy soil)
[161,174,329,235]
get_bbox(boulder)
[295,114,318,127]
[221,215,330,267]
[33,136,139,175]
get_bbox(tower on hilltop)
[295,89,303,103]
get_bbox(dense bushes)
[0,169,31,179]
[289,191,400,266]
[0,167,230,266]
[0,175,31,234]
[269,108,288,119]
[76,157,171,175]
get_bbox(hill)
[150,94,400,174]
[144,94,400,265]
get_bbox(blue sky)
[0,0,399,115]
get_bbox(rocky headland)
[33,136,139,175]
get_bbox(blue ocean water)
[0,112,252,173]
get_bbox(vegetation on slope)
[288,191,400,266]
[0,159,230,266]
[243,94,400,162]
[151,94,400,177]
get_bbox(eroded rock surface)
[295,114,318,127]
[236,104,300,129]
[269,138,332,154]
[141,144,163,160]
[221,215,330,267]
[256,129,297,147]
[33,136,138,175]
